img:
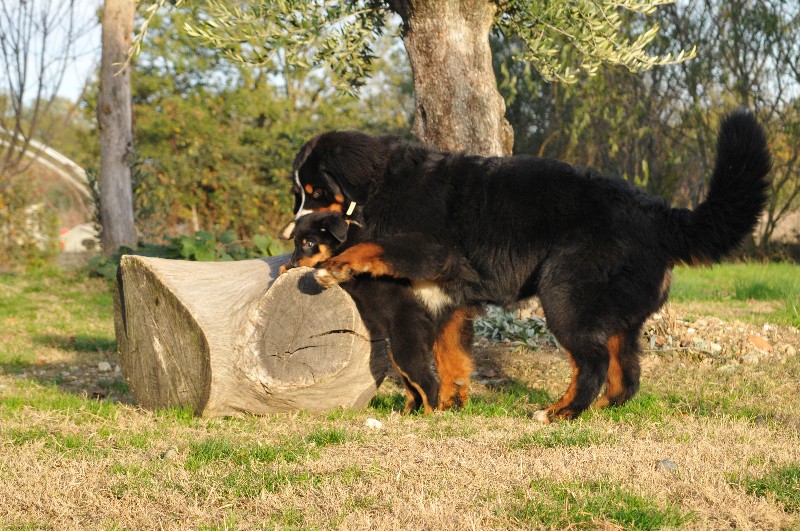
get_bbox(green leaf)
[219,230,237,244]
[178,237,197,259]
[194,246,216,262]
[252,234,272,255]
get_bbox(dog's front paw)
[533,407,578,424]
[314,267,352,288]
[278,262,292,275]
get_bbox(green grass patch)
[0,383,120,420]
[97,377,130,395]
[663,373,773,422]
[0,356,32,374]
[462,381,550,417]
[6,426,50,445]
[666,394,767,422]
[219,467,316,498]
[509,480,692,529]
[185,428,349,471]
[670,263,800,326]
[591,393,673,426]
[5,426,95,453]
[510,424,601,449]
[154,405,198,426]
[304,427,348,446]
[733,463,800,512]
[33,334,117,354]
[97,427,152,450]
[733,279,785,301]
[369,381,548,418]
[108,463,157,499]
[264,508,306,530]
[0,267,115,370]
[368,391,408,413]
[0,520,47,531]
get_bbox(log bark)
[114,254,388,416]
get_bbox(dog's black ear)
[323,215,349,243]
[316,131,390,205]
[279,220,296,240]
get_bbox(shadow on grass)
[369,377,551,418]
[1,334,131,404]
[464,380,551,417]
[34,334,117,353]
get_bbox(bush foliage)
[88,230,285,280]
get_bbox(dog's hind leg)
[389,356,424,414]
[387,311,439,414]
[533,286,611,422]
[434,309,475,410]
[388,348,437,414]
[594,325,643,409]
[532,336,609,423]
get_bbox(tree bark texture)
[98,0,137,252]
[115,254,389,416]
[390,0,514,156]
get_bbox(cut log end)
[115,254,388,416]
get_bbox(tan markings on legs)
[595,333,624,409]
[435,310,474,410]
[388,348,433,414]
[535,352,579,423]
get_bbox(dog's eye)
[312,189,323,199]
[304,241,316,249]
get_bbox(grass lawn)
[671,262,800,327]
[0,264,798,529]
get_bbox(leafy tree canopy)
[135,0,694,91]
[111,3,413,240]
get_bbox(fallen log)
[114,254,388,416]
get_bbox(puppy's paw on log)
[314,267,352,288]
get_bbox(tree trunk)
[98,0,137,253]
[390,0,514,156]
[114,254,389,416]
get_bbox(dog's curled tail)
[666,110,771,266]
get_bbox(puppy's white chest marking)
[412,280,452,315]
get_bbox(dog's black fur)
[287,110,772,421]
[281,211,478,412]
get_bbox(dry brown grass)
[1,387,797,530]
[1,271,799,530]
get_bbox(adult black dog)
[280,211,479,412]
[282,110,771,422]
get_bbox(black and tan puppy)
[285,110,771,422]
[281,211,478,412]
